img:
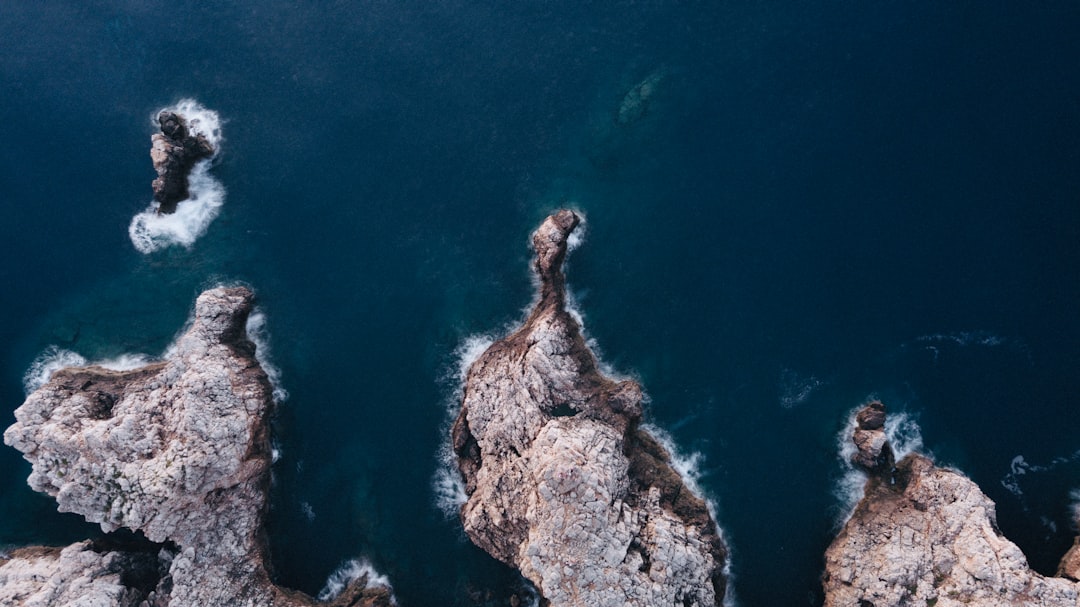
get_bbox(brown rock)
[150,111,215,214]
[453,210,727,606]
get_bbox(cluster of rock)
[823,400,1080,607]
[150,110,215,214]
[2,287,392,607]
[452,210,727,607]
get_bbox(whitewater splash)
[128,99,225,254]
[23,290,287,408]
[22,347,155,394]
[833,402,924,524]
[317,558,395,603]
[433,333,494,517]
[245,309,289,403]
[643,422,737,607]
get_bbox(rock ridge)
[452,210,727,606]
[3,286,392,607]
[824,401,1080,607]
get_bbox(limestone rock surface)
[452,210,727,607]
[824,403,1080,607]
[150,110,215,214]
[0,542,161,607]
[3,287,392,607]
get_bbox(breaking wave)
[432,333,495,517]
[22,347,156,395]
[317,558,394,603]
[245,309,289,403]
[643,422,736,607]
[833,402,924,524]
[128,99,225,254]
[22,347,88,394]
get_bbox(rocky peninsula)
[150,110,215,214]
[2,287,391,607]
[824,401,1080,607]
[451,210,728,606]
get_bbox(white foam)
[833,402,924,524]
[128,99,225,254]
[164,99,224,148]
[317,558,394,603]
[22,346,88,394]
[300,501,315,523]
[564,209,587,253]
[638,423,736,607]
[432,333,495,517]
[245,309,289,403]
[96,353,153,371]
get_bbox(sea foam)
[22,347,158,395]
[128,99,225,254]
[833,401,924,524]
[433,333,494,517]
[22,346,88,394]
[317,558,395,603]
[245,309,289,403]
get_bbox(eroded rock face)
[150,110,215,214]
[824,402,1080,607]
[0,542,162,607]
[452,210,727,607]
[3,287,392,607]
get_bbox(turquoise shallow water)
[2,3,1080,606]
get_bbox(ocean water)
[2,3,1079,606]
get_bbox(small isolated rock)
[150,110,215,214]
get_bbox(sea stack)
[2,287,392,607]
[451,210,727,606]
[150,110,215,214]
[823,401,1080,606]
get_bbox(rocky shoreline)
[150,110,215,214]
[2,287,391,607]
[4,214,1079,607]
[452,210,727,606]
[824,401,1080,606]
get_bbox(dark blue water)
[2,3,1079,606]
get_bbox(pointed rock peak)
[531,209,580,282]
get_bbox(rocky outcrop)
[150,110,215,214]
[850,400,893,473]
[824,402,1080,607]
[0,541,161,606]
[3,287,392,607]
[452,210,727,607]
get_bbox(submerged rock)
[150,110,215,214]
[452,210,727,606]
[3,287,392,607]
[823,402,1080,606]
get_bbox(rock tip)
[532,209,581,275]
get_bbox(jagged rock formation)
[452,210,727,606]
[0,541,160,606]
[150,110,215,214]
[3,287,392,607]
[824,401,1080,607]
